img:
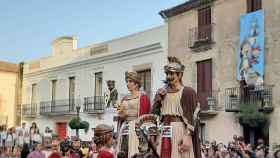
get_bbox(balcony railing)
[22,104,37,117]
[84,96,105,114]
[188,23,215,51]
[197,90,219,116]
[225,85,273,113]
[40,99,80,115]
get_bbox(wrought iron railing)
[40,99,80,115]
[197,90,219,112]
[188,23,214,49]
[84,96,105,114]
[22,104,37,117]
[225,85,273,112]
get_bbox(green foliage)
[69,117,89,133]
[236,103,269,128]
[80,121,89,133]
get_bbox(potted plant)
[69,117,89,138]
[236,103,269,135]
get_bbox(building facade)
[160,0,279,149]
[21,25,167,140]
[0,61,22,127]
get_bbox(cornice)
[24,43,163,79]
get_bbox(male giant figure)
[152,56,201,158]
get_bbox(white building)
[21,25,167,141]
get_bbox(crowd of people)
[201,135,280,158]
[0,121,97,158]
[1,122,280,158]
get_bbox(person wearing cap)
[152,56,201,158]
[93,124,115,158]
[116,71,151,158]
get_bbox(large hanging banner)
[238,10,264,86]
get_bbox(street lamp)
[76,97,81,139]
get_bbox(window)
[31,84,38,105]
[51,80,57,102]
[197,59,212,110]
[199,123,206,143]
[198,6,212,41]
[247,0,262,13]
[69,77,75,101]
[137,69,151,97]
[95,72,103,96]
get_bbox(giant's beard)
[164,76,174,86]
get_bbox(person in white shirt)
[5,128,13,149]
[1,125,7,148]
[32,128,42,146]
[20,122,30,146]
[17,130,24,147]
[0,125,3,149]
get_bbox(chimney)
[52,36,77,56]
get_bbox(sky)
[0,0,186,63]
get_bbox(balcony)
[225,85,274,113]
[84,96,105,114]
[188,23,215,52]
[22,104,37,118]
[40,99,80,116]
[198,90,219,117]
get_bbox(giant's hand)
[155,88,167,102]
[117,100,128,119]
[178,135,192,153]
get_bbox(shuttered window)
[197,59,212,110]
[31,84,38,105]
[247,0,262,13]
[95,72,103,97]
[51,80,57,102]
[198,6,211,40]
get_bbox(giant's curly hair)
[167,56,182,64]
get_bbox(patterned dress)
[117,93,150,158]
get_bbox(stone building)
[160,0,280,148]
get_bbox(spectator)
[21,143,30,158]
[60,140,71,158]
[21,123,30,146]
[255,148,265,158]
[17,130,24,148]
[6,128,14,149]
[1,125,7,148]
[48,137,62,158]
[27,141,45,158]
[70,136,83,158]
[274,150,280,158]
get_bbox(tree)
[69,116,89,138]
[236,103,269,135]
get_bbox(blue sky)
[0,0,186,63]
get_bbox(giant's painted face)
[165,71,181,85]
[127,78,138,92]
[107,80,115,91]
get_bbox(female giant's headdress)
[125,71,141,87]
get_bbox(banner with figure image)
[238,10,264,86]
